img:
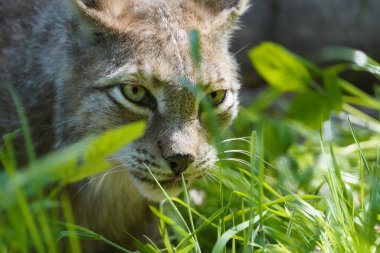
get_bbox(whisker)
[218,149,251,156]
[97,164,125,190]
[220,137,250,144]
[201,174,209,186]
[108,156,131,161]
[232,44,248,57]
[73,165,127,197]
[217,155,275,169]
[204,171,218,183]
[220,157,251,167]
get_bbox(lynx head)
[58,0,248,201]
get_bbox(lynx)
[0,0,248,251]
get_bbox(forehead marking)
[158,6,187,75]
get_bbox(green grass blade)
[211,214,264,253]
[7,84,36,163]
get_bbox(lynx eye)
[121,84,147,103]
[207,90,227,107]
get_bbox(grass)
[1,42,380,252]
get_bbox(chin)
[133,177,188,202]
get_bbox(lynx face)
[56,0,248,201]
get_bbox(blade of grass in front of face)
[1,128,57,252]
[13,184,44,252]
[153,204,173,253]
[189,29,201,70]
[2,122,145,204]
[145,166,195,249]
[7,84,35,163]
[2,200,28,252]
[1,135,44,253]
[34,201,57,253]
[181,175,200,253]
[150,205,188,237]
[60,191,82,253]
[0,136,27,252]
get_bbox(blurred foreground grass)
[1,42,380,253]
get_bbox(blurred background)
[231,0,380,96]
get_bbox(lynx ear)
[66,0,128,32]
[194,0,249,34]
[58,0,127,46]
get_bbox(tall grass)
[1,42,379,252]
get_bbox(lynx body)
[0,0,247,251]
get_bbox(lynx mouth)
[129,170,205,201]
[130,171,189,187]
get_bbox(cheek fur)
[71,91,147,134]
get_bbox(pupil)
[132,86,139,94]
[211,92,217,99]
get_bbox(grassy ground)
[1,42,380,252]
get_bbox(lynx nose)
[166,154,195,176]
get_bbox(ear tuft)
[195,0,249,14]
[195,0,249,35]
[234,0,250,15]
[193,0,249,34]
[80,0,102,9]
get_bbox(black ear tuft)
[195,0,249,13]
[224,0,241,8]
[80,0,101,9]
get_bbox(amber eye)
[206,90,227,106]
[121,84,147,104]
